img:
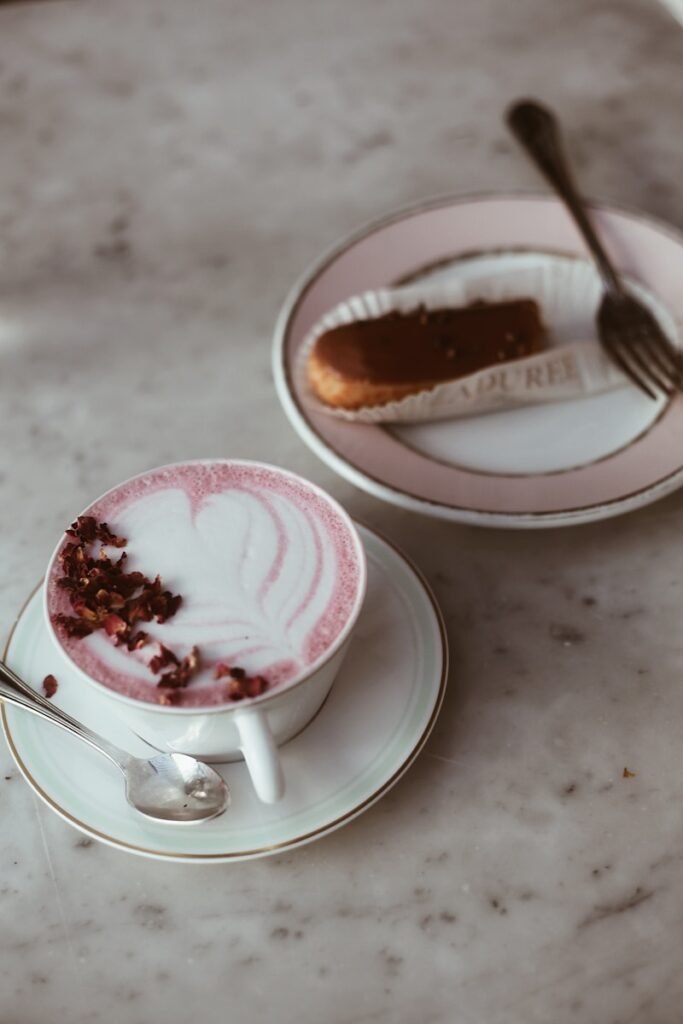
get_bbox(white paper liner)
[295,262,640,423]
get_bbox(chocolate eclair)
[307,298,548,409]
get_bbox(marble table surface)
[1,1,682,1021]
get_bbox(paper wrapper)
[295,262,637,423]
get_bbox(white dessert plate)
[1,525,447,862]
[273,194,683,528]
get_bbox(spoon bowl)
[125,752,230,823]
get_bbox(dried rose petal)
[126,596,154,625]
[56,576,79,593]
[246,675,268,698]
[214,663,248,682]
[65,517,95,542]
[158,689,182,706]
[94,588,126,611]
[71,600,100,623]
[54,614,94,638]
[149,590,182,623]
[103,613,128,639]
[59,543,88,576]
[225,672,269,701]
[126,630,149,651]
[157,646,201,689]
[149,643,180,674]
[42,674,58,698]
[66,516,126,547]
[185,646,200,673]
[226,679,246,701]
[97,523,127,547]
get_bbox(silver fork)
[506,99,682,399]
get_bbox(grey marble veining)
[1,1,682,1022]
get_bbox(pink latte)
[46,461,364,708]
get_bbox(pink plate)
[272,194,683,528]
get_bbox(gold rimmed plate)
[273,194,683,527]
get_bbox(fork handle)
[506,100,623,296]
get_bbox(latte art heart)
[47,463,363,707]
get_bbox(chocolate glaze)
[313,299,547,383]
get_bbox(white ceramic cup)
[43,460,367,804]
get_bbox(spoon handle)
[506,99,623,296]
[0,660,128,770]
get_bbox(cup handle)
[234,707,285,804]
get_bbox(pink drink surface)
[47,462,363,707]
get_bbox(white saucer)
[1,525,447,862]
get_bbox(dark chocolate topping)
[313,299,547,384]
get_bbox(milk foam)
[47,463,363,707]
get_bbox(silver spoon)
[0,660,230,824]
